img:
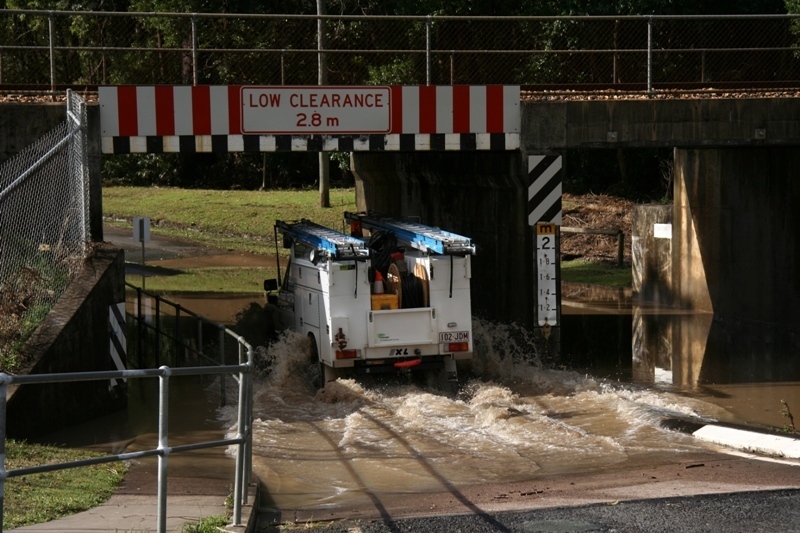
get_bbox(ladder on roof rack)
[276,219,369,260]
[344,212,475,256]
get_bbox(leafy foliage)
[2,1,791,193]
[0,268,54,373]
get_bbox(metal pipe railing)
[1,284,256,532]
[3,11,800,90]
[0,360,253,533]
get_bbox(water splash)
[219,317,727,509]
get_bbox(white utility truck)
[265,212,475,384]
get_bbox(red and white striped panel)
[99,85,520,138]
[389,85,519,134]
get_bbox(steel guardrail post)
[48,11,55,92]
[155,296,162,366]
[175,304,182,363]
[232,362,246,525]
[647,15,653,95]
[157,366,171,533]
[244,344,254,497]
[425,15,432,85]
[280,49,286,85]
[219,325,226,407]
[191,14,198,86]
[137,286,144,366]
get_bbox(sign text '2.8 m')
[241,87,391,134]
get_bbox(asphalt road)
[263,451,800,532]
[307,489,800,532]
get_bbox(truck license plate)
[439,331,469,343]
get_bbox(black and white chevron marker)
[108,302,127,387]
[528,155,563,226]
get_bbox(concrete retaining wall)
[632,204,673,305]
[674,147,800,325]
[6,246,126,439]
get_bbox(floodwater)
[40,286,800,510]
[76,281,797,516]
[40,283,799,516]
[57,223,800,515]
[212,315,735,513]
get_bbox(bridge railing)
[1,11,800,92]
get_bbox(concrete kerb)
[693,424,800,461]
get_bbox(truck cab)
[267,213,475,385]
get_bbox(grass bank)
[104,187,631,291]
[105,187,357,292]
[561,258,632,287]
[130,265,278,293]
[103,186,357,256]
[3,439,127,530]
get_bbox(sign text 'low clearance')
[241,86,391,134]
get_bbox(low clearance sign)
[242,86,391,134]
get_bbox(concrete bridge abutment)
[671,146,800,382]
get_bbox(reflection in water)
[631,304,800,429]
[217,320,729,512]
[49,289,797,515]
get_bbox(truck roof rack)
[344,212,476,256]
[276,219,370,261]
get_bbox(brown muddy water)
[95,287,799,514]
[215,322,729,512]
[43,230,800,516]
[207,291,798,514]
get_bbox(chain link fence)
[1,11,800,91]
[0,90,90,367]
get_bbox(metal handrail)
[125,282,255,495]
[0,288,256,533]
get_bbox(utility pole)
[317,0,331,208]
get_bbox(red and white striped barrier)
[99,85,520,154]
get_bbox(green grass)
[105,188,633,292]
[182,513,231,532]
[105,187,355,292]
[561,258,632,288]
[3,439,127,530]
[104,187,356,255]
[130,266,278,293]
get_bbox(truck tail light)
[336,349,358,359]
[448,342,470,352]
